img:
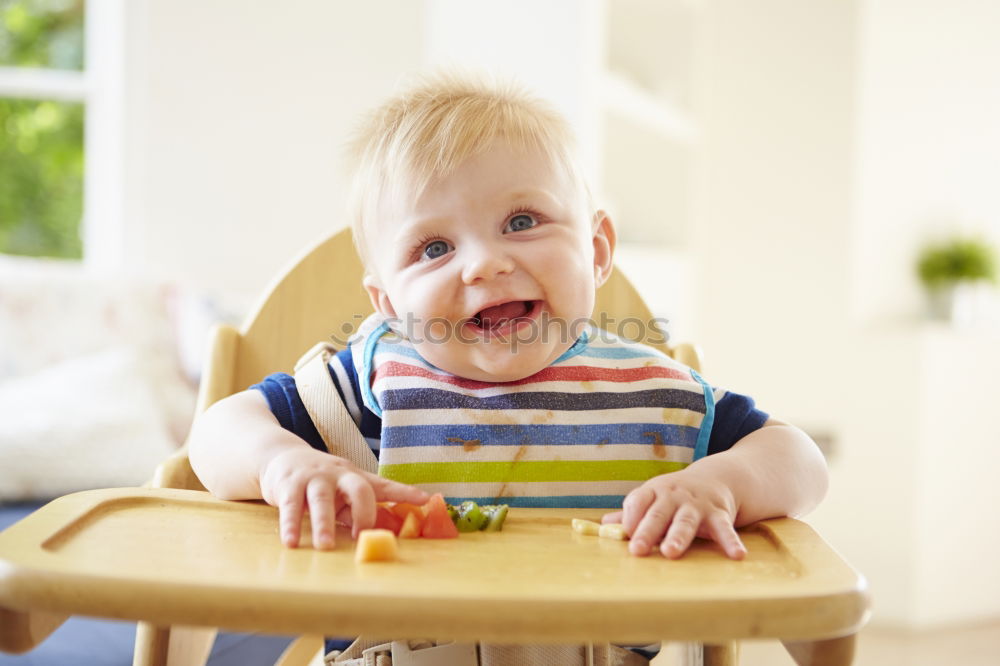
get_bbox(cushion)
[0,345,185,501]
[0,254,199,500]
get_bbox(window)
[0,0,86,259]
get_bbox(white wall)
[914,328,1000,625]
[692,0,857,441]
[851,0,1000,323]
[423,0,604,187]
[815,327,923,625]
[122,0,424,300]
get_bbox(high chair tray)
[0,487,868,646]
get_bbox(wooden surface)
[0,606,67,655]
[234,228,374,392]
[703,643,740,666]
[0,487,868,650]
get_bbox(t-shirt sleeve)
[706,389,769,456]
[249,347,382,455]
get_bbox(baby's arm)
[602,418,827,559]
[188,390,427,549]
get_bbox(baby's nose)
[460,246,515,284]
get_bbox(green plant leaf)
[917,236,998,288]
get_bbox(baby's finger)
[705,511,746,560]
[601,510,624,524]
[275,483,306,549]
[305,477,338,550]
[338,472,377,538]
[335,503,353,527]
[628,497,676,557]
[620,485,656,536]
[660,504,702,559]
[365,473,429,504]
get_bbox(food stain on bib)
[644,431,667,459]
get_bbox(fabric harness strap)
[294,342,378,473]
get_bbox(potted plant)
[916,236,997,322]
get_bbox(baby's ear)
[592,210,617,288]
[363,274,398,319]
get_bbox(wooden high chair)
[0,228,868,666]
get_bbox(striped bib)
[350,315,716,508]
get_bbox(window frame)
[0,0,126,268]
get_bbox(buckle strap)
[329,640,477,666]
[326,640,391,666]
[391,641,478,666]
[362,642,393,666]
[329,640,650,666]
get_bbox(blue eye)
[422,239,452,260]
[505,213,538,232]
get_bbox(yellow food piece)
[399,511,422,539]
[598,523,629,540]
[571,518,601,536]
[355,528,400,562]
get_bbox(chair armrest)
[195,323,240,414]
[146,322,244,493]
[149,447,205,491]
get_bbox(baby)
[188,73,827,569]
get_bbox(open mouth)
[468,300,541,334]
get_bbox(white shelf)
[600,71,697,144]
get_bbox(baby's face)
[363,141,614,382]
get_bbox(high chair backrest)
[155,227,700,491]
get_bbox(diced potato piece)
[598,523,629,540]
[355,528,399,562]
[571,518,601,536]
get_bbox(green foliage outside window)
[0,98,84,258]
[1,0,84,70]
[0,0,85,259]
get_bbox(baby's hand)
[602,469,746,560]
[258,447,428,550]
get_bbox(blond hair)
[346,71,589,272]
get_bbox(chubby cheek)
[542,251,596,316]
[552,288,596,334]
[389,279,455,332]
